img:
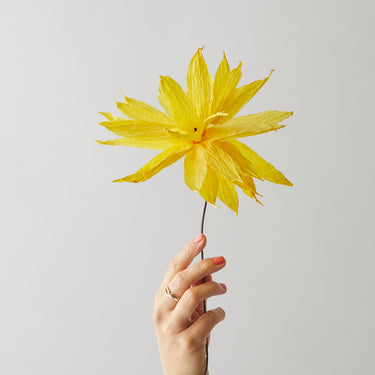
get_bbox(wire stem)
[200,201,208,375]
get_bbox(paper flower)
[98,48,293,214]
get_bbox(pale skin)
[153,233,227,375]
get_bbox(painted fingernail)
[220,283,227,291]
[193,233,203,243]
[212,256,225,265]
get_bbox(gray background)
[1,0,374,374]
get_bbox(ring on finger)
[165,285,180,302]
[165,285,180,301]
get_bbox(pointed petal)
[96,138,178,150]
[99,119,179,141]
[230,140,293,186]
[238,181,264,206]
[204,110,293,142]
[158,75,199,132]
[221,70,274,122]
[184,146,208,192]
[235,177,257,197]
[198,166,218,206]
[210,54,242,115]
[114,144,192,183]
[99,112,125,121]
[116,96,174,125]
[217,175,238,214]
[186,48,212,121]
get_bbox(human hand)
[153,234,227,375]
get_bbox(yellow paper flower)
[98,49,293,214]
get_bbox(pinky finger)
[187,307,225,342]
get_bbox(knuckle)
[197,259,210,274]
[185,287,199,304]
[173,271,186,288]
[168,258,178,271]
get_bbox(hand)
[153,234,227,375]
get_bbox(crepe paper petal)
[100,119,179,141]
[99,112,126,121]
[197,142,260,185]
[158,75,199,132]
[96,138,179,150]
[217,141,262,179]
[114,144,193,183]
[220,70,274,123]
[187,48,212,121]
[217,175,239,215]
[196,142,241,182]
[198,166,219,206]
[239,182,264,205]
[210,52,230,115]
[210,54,243,116]
[230,139,293,186]
[116,96,174,125]
[204,110,293,142]
[184,146,208,192]
[98,49,294,211]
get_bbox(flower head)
[98,49,293,214]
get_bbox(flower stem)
[200,200,208,375]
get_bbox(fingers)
[167,256,226,304]
[171,281,227,330]
[186,308,226,344]
[161,234,207,288]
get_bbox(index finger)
[161,233,206,288]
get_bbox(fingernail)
[193,233,203,244]
[220,283,227,291]
[212,256,225,265]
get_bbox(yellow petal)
[114,144,193,183]
[204,110,293,142]
[218,141,261,179]
[158,76,199,132]
[220,70,274,122]
[96,138,178,150]
[99,119,178,141]
[116,96,174,125]
[217,175,239,214]
[186,48,212,121]
[197,141,260,184]
[197,142,241,182]
[235,176,257,197]
[210,53,242,116]
[238,181,264,206]
[184,146,208,192]
[99,112,125,121]
[230,139,293,186]
[198,166,218,206]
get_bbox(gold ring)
[165,285,180,302]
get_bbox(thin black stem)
[200,201,208,375]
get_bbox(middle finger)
[167,256,226,305]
